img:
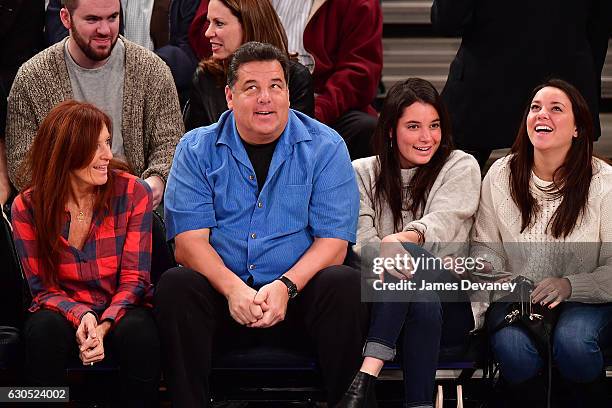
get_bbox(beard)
[71,25,118,62]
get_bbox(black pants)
[331,110,377,160]
[154,265,369,407]
[24,307,160,406]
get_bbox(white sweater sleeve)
[566,188,612,302]
[470,162,507,272]
[404,153,481,245]
[353,162,382,259]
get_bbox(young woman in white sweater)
[337,78,481,408]
[472,79,612,407]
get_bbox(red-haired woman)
[11,100,160,406]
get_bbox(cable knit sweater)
[6,36,184,190]
[471,155,612,303]
[352,150,481,260]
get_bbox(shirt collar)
[216,109,313,152]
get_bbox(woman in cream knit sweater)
[472,79,612,407]
[337,78,481,408]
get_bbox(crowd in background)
[0,1,611,407]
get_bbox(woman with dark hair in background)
[339,78,481,407]
[183,0,313,130]
[472,79,612,407]
[11,100,160,407]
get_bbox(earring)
[389,138,393,149]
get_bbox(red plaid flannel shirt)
[12,171,154,328]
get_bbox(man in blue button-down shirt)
[154,42,368,407]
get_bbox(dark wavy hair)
[227,42,288,88]
[509,79,594,238]
[371,78,454,233]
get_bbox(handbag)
[487,275,560,407]
[490,276,559,355]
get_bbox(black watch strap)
[277,275,298,299]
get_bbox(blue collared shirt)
[164,110,359,286]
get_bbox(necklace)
[71,194,94,223]
[76,209,87,222]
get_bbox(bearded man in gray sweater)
[6,0,183,207]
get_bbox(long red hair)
[23,100,126,285]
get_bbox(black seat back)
[151,210,176,286]
[0,208,28,328]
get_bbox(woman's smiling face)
[395,102,442,168]
[205,0,244,61]
[527,86,577,156]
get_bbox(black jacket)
[184,59,314,131]
[1,0,44,135]
[432,0,612,151]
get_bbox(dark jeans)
[154,265,369,408]
[331,110,377,160]
[487,301,612,384]
[24,307,160,406]
[365,243,474,408]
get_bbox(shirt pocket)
[270,184,312,234]
[95,224,126,278]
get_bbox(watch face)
[280,276,298,298]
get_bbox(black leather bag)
[490,276,559,355]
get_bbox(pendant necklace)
[76,209,86,222]
[73,194,94,223]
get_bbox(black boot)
[335,371,378,408]
[565,375,608,408]
[502,375,547,408]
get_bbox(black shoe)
[565,375,608,408]
[335,371,378,408]
[502,376,547,408]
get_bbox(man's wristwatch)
[277,275,298,299]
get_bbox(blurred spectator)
[0,0,45,205]
[7,0,183,208]
[183,0,313,131]
[432,0,612,167]
[189,0,383,159]
[46,0,200,106]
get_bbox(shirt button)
[250,233,257,239]
[249,264,256,270]
[249,175,255,181]
[257,202,263,208]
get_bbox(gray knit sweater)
[6,36,184,190]
[352,150,481,259]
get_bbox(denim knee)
[406,298,442,325]
[554,324,603,382]
[490,325,543,384]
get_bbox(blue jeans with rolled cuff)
[364,243,474,408]
[487,301,612,384]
